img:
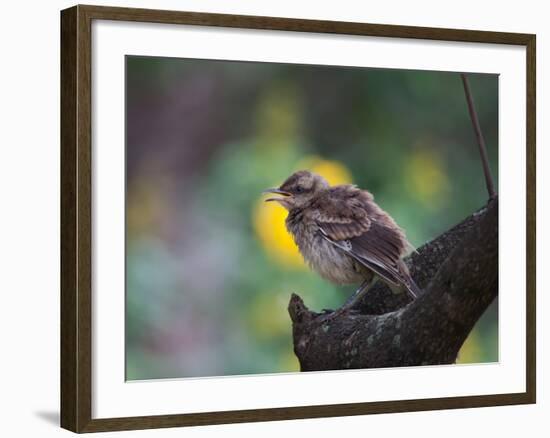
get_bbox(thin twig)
[461,73,497,199]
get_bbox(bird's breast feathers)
[287,218,367,285]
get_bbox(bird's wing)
[314,214,371,240]
[318,218,405,288]
[311,185,373,239]
[312,185,416,295]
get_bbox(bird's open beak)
[263,188,292,202]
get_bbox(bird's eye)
[295,186,303,193]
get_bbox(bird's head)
[263,170,329,210]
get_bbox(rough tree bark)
[288,197,498,371]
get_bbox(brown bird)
[264,170,420,315]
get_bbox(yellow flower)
[253,156,352,268]
[279,348,301,372]
[253,199,304,267]
[456,330,482,364]
[297,156,352,186]
[248,291,291,339]
[405,148,449,207]
[255,82,302,151]
[127,178,168,237]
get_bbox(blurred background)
[125,56,499,380]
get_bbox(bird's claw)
[322,305,360,321]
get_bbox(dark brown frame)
[61,4,536,433]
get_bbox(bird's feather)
[313,185,418,298]
[320,231,418,298]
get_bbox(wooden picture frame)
[61,4,536,433]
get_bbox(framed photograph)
[60,4,536,433]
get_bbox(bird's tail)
[404,276,421,299]
[397,259,421,299]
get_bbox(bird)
[263,170,420,316]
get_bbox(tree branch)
[288,198,498,371]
